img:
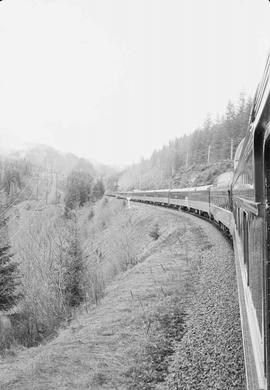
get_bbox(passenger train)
[108,53,270,389]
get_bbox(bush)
[102,197,108,206]
[0,314,13,352]
[92,180,105,202]
[149,224,160,240]
[88,208,94,220]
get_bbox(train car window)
[236,207,240,232]
[234,151,254,189]
[233,150,255,202]
[238,208,241,233]
[243,211,249,285]
[254,126,265,203]
[245,152,253,186]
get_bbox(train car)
[231,52,270,390]
[169,185,211,215]
[210,172,233,233]
[127,189,170,206]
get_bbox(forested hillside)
[0,145,108,352]
[118,93,252,190]
[0,145,113,209]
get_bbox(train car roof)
[126,189,170,193]
[170,185,212,192]
[140,189,170,193]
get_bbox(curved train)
[108,53,270,389]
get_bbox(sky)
[0,0,270,166]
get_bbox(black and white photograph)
[0,1,270,389]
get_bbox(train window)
[236,207,240,232]
[239,208,243,237]
[243,211,249,285]
[235,152,254,188]
[254,125,265,203]
[245,152,253,186]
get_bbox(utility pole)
[207,145,211,164]
[230,138,234,160]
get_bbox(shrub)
[92,180,105,202]
[102,197,108,206]
[88,208,94,220]
[0,314,13,352]
[149,224,160,240]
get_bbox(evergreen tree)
[64,170,94,211]
[0,191,21,311]
[64,232,84,307]
[0,245,20,311]
[92,179,105,201]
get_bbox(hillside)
[171,160,233,188]
[8,144,95,177]
[0,146,107,355]
[0,144,116,209]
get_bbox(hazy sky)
[0,0,270,165]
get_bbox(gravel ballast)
[164,212,246,390]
